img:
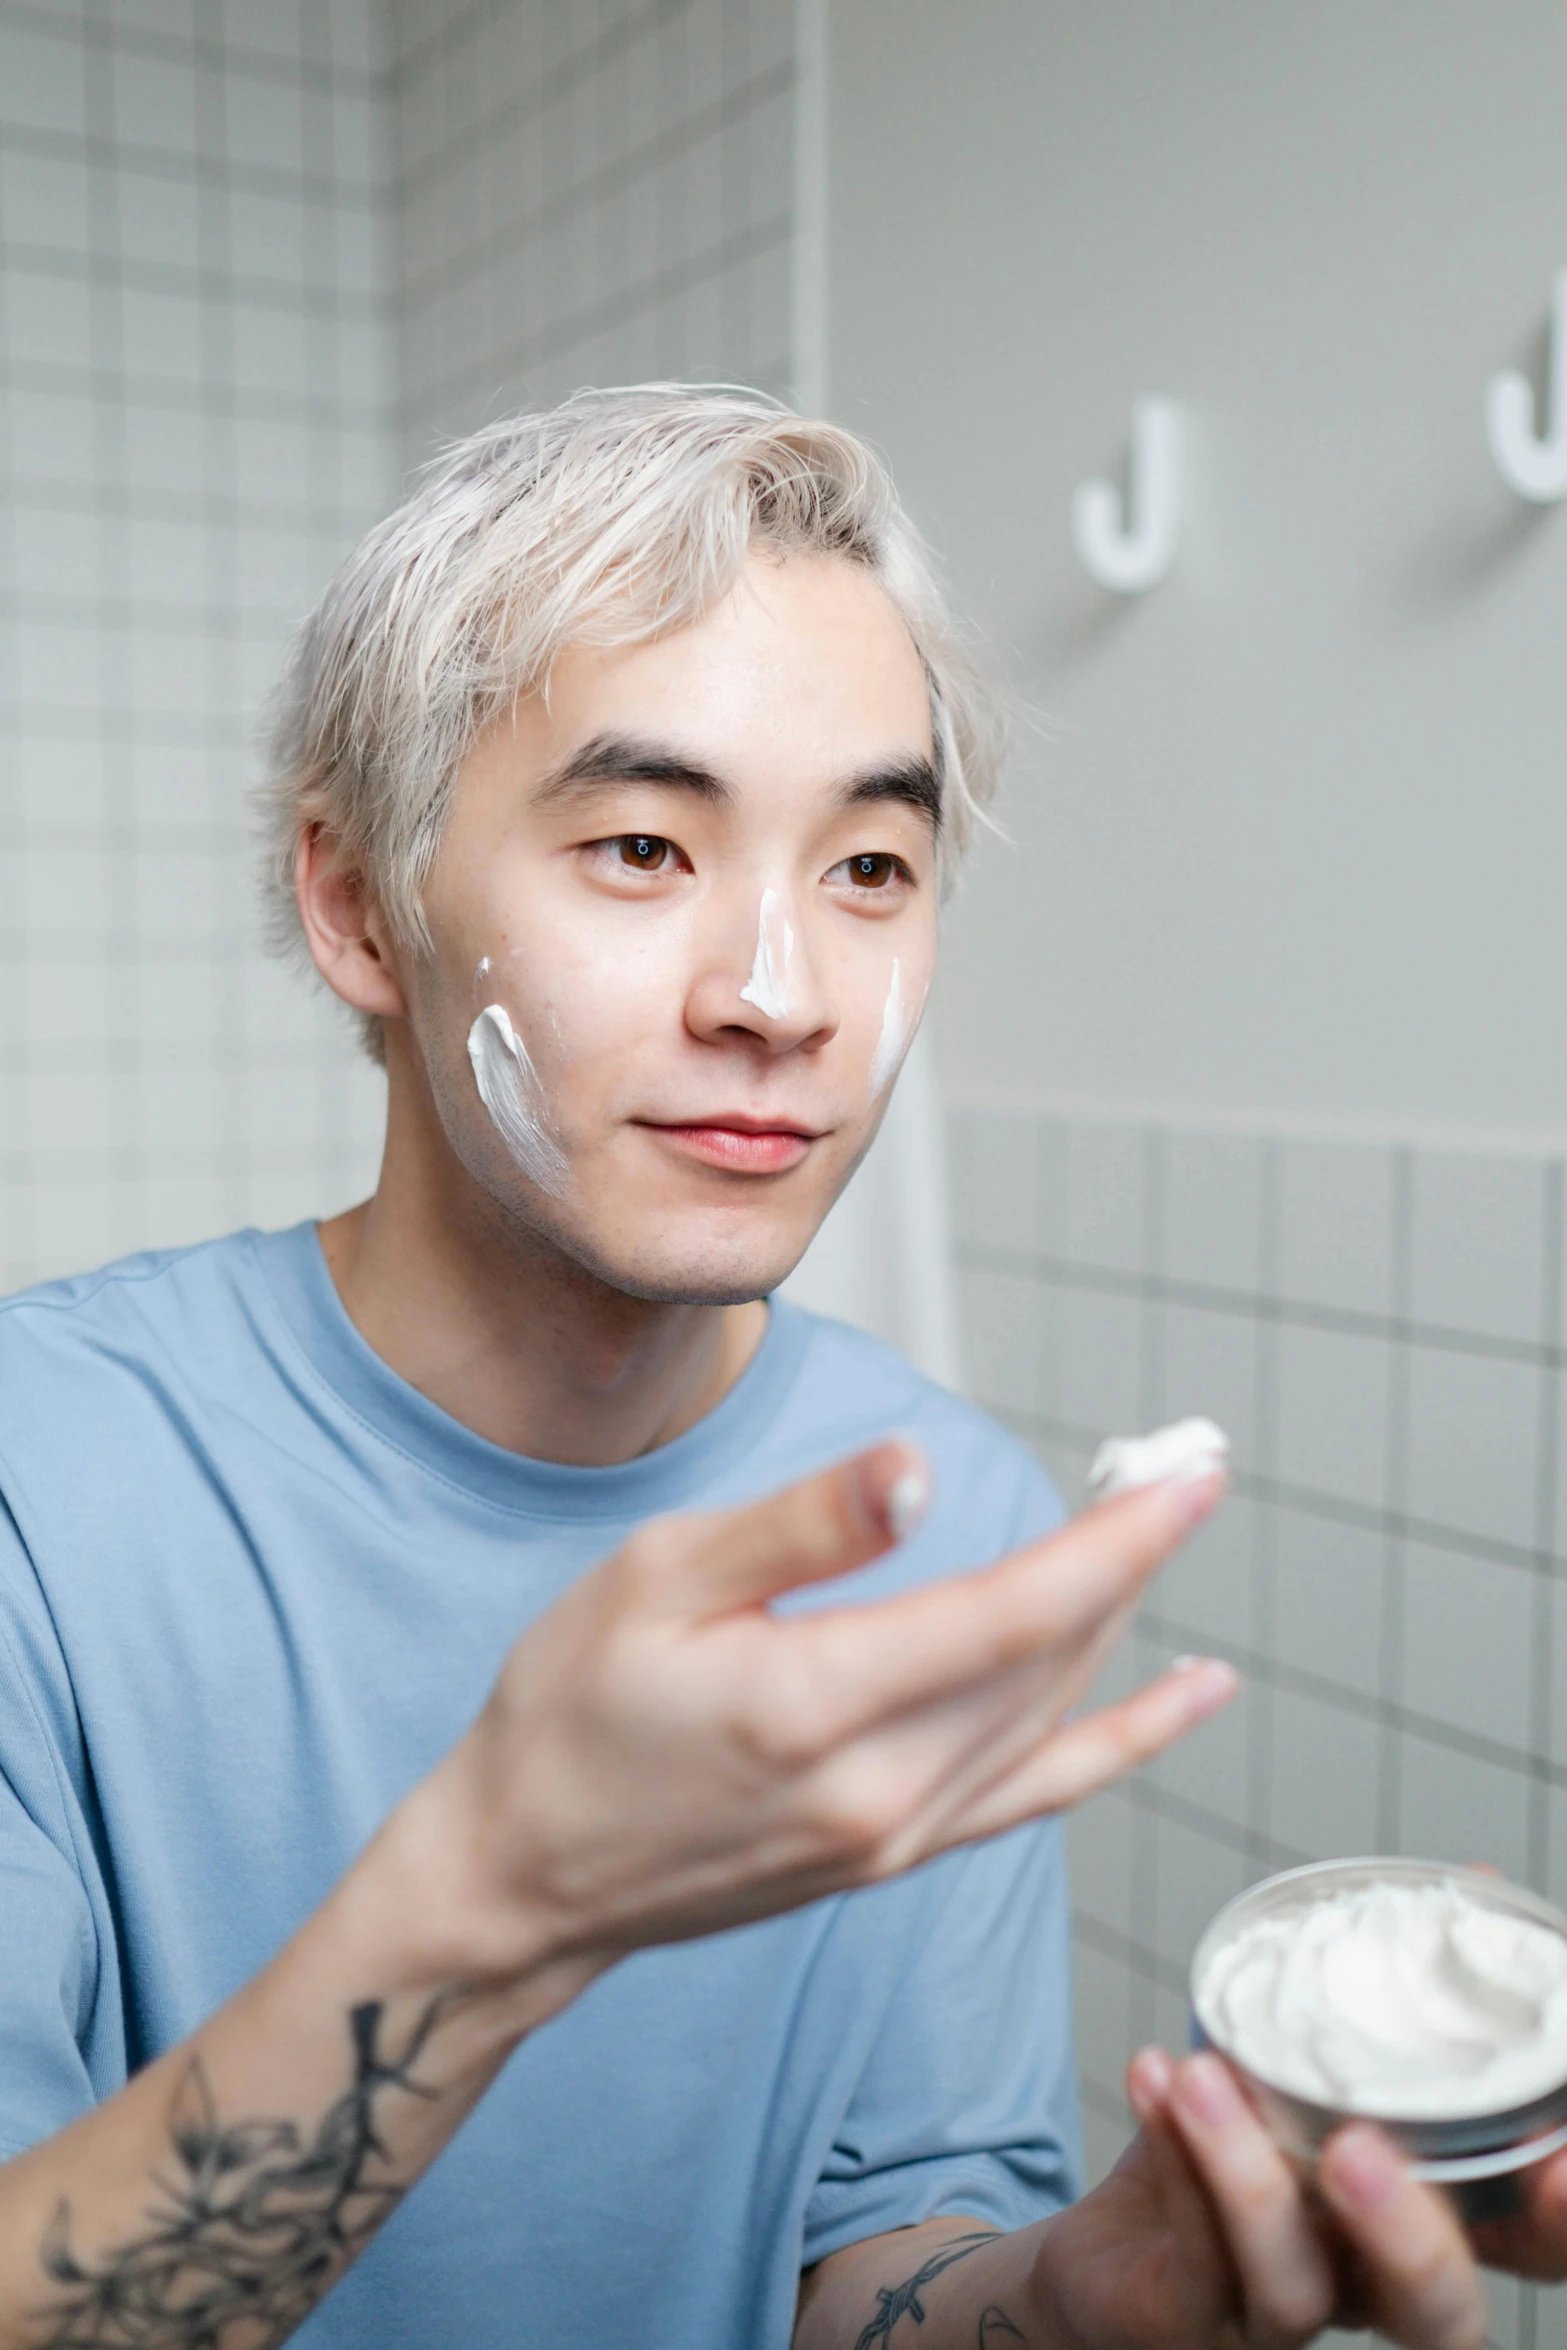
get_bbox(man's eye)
[841,853,904,890]
[614,835,670,871]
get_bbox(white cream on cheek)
[738,888,794,1020]
[868,958,907,1095]
[466,1002,570,1195]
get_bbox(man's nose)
[686,888,838,1054]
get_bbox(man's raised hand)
[413,1441,1235,1992]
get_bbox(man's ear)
[294,826,408,1022]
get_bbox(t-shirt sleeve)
[802,1820,1081,2262]
[802,1452,1080,2264]
[0,1501,103,2158]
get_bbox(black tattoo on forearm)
[978,2310,1026,2347]
[32,1993,452,2348]
[852,2230,1005,2350]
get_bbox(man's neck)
[316,1098,768,1470]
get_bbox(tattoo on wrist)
[32,1991,453,2348]
[852,2229,1030,2350]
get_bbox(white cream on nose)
[738,888,795,1021]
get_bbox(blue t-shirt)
[0,1225,1077,2349]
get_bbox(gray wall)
[829,1,1567,1139]
[826,14,1567,2340]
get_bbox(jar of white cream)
[1190,1859,1567,2189]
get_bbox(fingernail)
[1175,2052,1243,2127]
[1177,1657,1240,1714]
[1126,2044,1175,2121]
[1170,1466,1226,1530]
[885,1457,930,1541]
[1325,2124,1400,2210]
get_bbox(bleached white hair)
[260,384,1006,1041]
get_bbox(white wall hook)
[1071,397,1183,593]
[1486,271,1567,503]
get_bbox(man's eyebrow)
[533,733,734,807]
[838,754,943,834]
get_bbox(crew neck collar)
[251,1221,811,1523]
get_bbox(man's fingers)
[1163,2054,1338,2344]
[637,1441,929,1616]
[1470,2143,1567,2279]
[1317,2125,1487,2350]
[798,1472,1226,1734]
[952,1656,1239,1836]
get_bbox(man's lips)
[639,1117,823,1175]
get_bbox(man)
[0,388,1545,2349]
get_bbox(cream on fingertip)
[886,1463,930,1542]
[1086,1417,1230,1503]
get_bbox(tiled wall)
[0,0,396,1291]
[952,1102,1567,2346]
[390,0,797,459]
[1,0,804,1293]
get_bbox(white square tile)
[232,300,309,399]
[1405,1346,1541,1552]
[1162,1300,1259,1478]
[1063,1118,1147,1274]
[1277,1135,1393,1318]
[6,263,93,372]
[1400,1541,1533,1751]
[125,514,208,606]
[1271,1508,1382,1700]
[960,1262,1049,1420]
[1151,1813,1247,1973]
[1074,1944,1136,2103]
[121,397,206,498]
[112,49,198,155]
[227,185,306,281]
[224,70,304,176]
[223,0,305,65]
[120,286,204,385]
[0,149,92,250]
[1154,1488,1256,1653]
[1410,1146,1547,1345]
[1396,1732,1530,1878]
[0,20,86,138]
[11,618,101,715]
[6,386,98,487]
[1268,1687,1380,1858]
[948,1107,1042,1253]
[10,505,103,601]
[1068,1790,1136,1939]
[1275,1322,1388,1508]
[1150,1676,1252,1832]
[109,168,201,271]
[1058,1284,1143,1449]
[1164,1130,1265,1294]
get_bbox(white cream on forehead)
[739,889,794,1021]
[868,958,907,1095]
[467,1003,569,1195]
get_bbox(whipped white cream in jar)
[1191,1860,1567,2184]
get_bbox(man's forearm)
[796,2215,1060,2350]
[0,1772,589,2350]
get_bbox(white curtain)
[781,1030,963,1389]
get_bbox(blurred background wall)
[6,7,1567,2343]
[824,24,1567,2349]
